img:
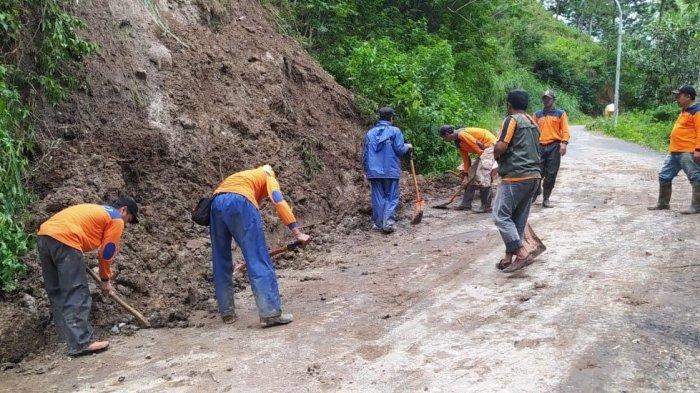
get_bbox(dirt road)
[3,126,698,392]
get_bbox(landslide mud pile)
[1,0,367,362]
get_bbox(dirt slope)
[1,0,368,362]
[3,127,697,391]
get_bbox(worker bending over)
[210,165,310,327]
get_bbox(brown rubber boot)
[647,183,672,210]
[680,182,700,214]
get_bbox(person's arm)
[265,170,310,243]
[392,129,411,157]
[459,149,471,176]
[97,219,124,295]
[694,111,700,163]
[560,112,570,156]
[494,117,516,159]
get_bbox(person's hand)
[100,280,115,297]
[560,142,568,156]
[476,140,486,150]
[459,171,467,181]
[694,150,700,164]
[405,143,413,151]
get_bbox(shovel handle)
[409,155,422,201]
[85,267,151,328]
[269,240,304,257]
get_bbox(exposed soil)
[3,127,698,391]
[1,0,393,362]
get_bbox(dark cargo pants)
[37,235,93,354]
[540,142,562,200]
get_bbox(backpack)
[192,195,214,226]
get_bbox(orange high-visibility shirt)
[214,165,297,228]
[456,128,497,172]
[534,108,570,145]
[670,103,700,152]
[38,204,125,280]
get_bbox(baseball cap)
[112,196,139,223]
[672,84,696,99]
[543,90,556,99]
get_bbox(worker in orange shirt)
[534,90,570,208]
[36,197,139,356]
[439,125,498,213]
[648,84,699,214]
[210,165,310,327]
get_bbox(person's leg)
[679,153,700,214]
[383,179,400,229]
[226,196,282,318]
[55,243,94,355]
[458,186,476,210]
[369,179,385,229]
[534,146,549,202]
[649,154,681,210]
[37,236,69,343]
[209,195,235,317]
[542,144,561,207]
[492,182,522,254]
[513,180,539,241]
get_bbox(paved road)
[3,126,698,392]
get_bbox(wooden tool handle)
[409,157,422,201]
[85,267,151,328]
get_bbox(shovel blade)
[411,200,425,225]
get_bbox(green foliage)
[270,0,609,172]
[586,110,674,152]
[0,0,95,291]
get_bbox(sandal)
[502,254,534,273]
[496,258,512,270]
[69,341,109,357]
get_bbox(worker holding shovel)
[438,125,497,213]
[362,107,413,234]
[209,165,310,327]
[36,197,140,356]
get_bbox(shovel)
[409,151,425,225]
[85,266,151,328]
[234,240,305,275]
[433,170,476,210]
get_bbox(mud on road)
[3,127,698,392]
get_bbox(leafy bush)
[586,111,674,152]
[1,0,95,291]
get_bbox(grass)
[586,111,674,152]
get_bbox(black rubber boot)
[680,182,700,214]
[473,187,491,213]
[542,187,555,208]
[456,185,476,210]
[647,183,672,210]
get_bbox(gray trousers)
[493,179,540,253]
[37,235,93,354]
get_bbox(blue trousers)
[210,193,281,318]
[493,179,540,253]
[658,152,700,184]
[369,178,400,230]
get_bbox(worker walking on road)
[210,165,310,327]
[648,84,700,214]
[438,125,497,213]
[493,90,542,273]
[534,89,570,208]
[363,107,412,234]
[37,197,139,356]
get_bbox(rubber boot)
[473,187,491,213]
[456,185,476,210]
[647,183,672,210]
[680,182,700,214]
[542,187,555,208]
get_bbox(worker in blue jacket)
[362,107,412,234]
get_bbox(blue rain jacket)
[363,121,410,179]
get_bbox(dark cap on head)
[438,125,455,136]
[378,107,396,121]
[112,196,139,223]
[673,84,696,100]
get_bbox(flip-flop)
[69,341,110,357]
[496,258,512,270]
[502,254,534,273]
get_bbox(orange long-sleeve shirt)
[214,165,297,228]
[38,204,125,280]
[534,108,570,145]
[456,128,497,172]
[670,103,700,152]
